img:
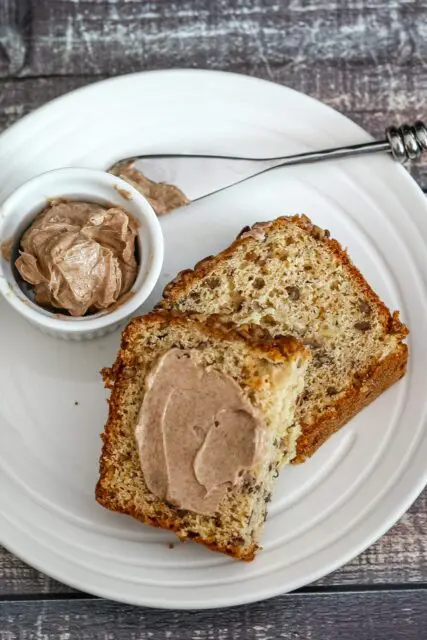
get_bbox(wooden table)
[1,1,426,638]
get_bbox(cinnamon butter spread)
[1,238,13,261]
[15,200,138,317]
[110,160,189,216]
[240,224,267,242]
[135,349,267,515]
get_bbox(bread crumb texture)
[97,312,309,560]
[160,215,408,461]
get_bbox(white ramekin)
[0,168,164,340]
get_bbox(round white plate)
[0,70,426,609]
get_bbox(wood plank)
[1,0,426,183]
[1,491,425,596]
[0,547,76,596]
[9,0,427,78]
[1,589,426,639]
[1,76,426,189]
[0,0,30,77]
[0,76,97,132]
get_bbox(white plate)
[0,70,426,609]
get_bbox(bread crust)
[294,342,408,461]
[96,311,308,560]
[95,484,257,560]
[102,310,306,389]
[160,215,409,462]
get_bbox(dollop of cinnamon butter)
[110,160,189,216]
[15,201,138,316]
[135,349,267,516]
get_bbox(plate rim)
[1,68,426,609]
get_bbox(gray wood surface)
[0,0,426,188]
[1,590,427,640]
[1,490,426,598]
[0,0,426,637]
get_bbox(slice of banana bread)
[96,311,309,560]
[160,215,409,462]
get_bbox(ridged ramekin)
[0,168,164,340]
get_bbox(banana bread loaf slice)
[96,311,309,560]
[160,215,409,462]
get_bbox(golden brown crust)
[96,310,307,561]
[161,215,408,342]
[294,342,408,461]
[141,309,306,356]
[160,214,409,461]
[290,215,408,340]
[104,310,308,387]
[95,482,257,561]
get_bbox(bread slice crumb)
[96,311,310,560]
[160,215,409,461]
